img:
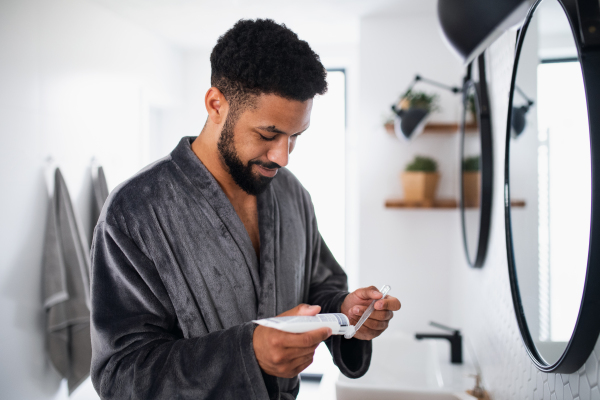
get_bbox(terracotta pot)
[401,172,440,206]
[462,172,481,208]
[384,121,395,135]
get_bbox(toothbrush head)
[344,325,356,339]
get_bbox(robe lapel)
[172,138,262,311]
[256,185,278,319]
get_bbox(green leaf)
[405,155,438,172]
[462,155,480,172]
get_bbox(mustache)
[249,160,281,170]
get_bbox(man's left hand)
[340,286,401,340]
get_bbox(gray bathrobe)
[90,137,371,399]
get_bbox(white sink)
[336,332,477,400]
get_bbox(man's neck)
[191,132,255,209]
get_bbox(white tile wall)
[452,30,600,400]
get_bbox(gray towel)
[42,167,92,394]
[91,165,109,237]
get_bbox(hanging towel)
[91,164,109,239]
[42,167,92,394]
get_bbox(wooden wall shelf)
[510,200,526,208]
[385,198,526,209]
[385,198,458,209]
[384,122,479,136]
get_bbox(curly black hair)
[210,19,328,118]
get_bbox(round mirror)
[460,55,493,268]
[506,0,600,373]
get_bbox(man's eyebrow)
[256,125,309,136]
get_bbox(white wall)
[0,0,183,398]
[449,30,600,400]
[357,14,465,334]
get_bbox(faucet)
[415,321,463,364]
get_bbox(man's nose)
[267,136,292,168]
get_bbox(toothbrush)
[344,285,391,339]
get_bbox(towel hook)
[45,157,57,198]
[91,156,100,181]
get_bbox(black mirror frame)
[460,54,493,268]
[504,0,600,373]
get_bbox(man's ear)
[205,87,228,125]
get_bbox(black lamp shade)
[394,108,429,140]
[438,0,531,64]
[511,105,529,138]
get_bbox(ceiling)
[89,0,438,49]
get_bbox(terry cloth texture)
[42,168,92,394]
[90,137,371,399]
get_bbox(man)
[90,19,400,399]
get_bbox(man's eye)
[259,134,276,141]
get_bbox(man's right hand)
[252,304,332,378]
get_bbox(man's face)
[217,94,312,195]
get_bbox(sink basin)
[336,332,477,400]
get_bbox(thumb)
[278,304,321,317]
[296,304,321,316]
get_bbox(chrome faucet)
[415,321,463,364]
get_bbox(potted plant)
[401,155,440,206]
[390,90,440,140]
[398,89,440,113]
[384,113,396,135]
[462,155,480,207]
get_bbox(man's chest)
[234,204,261,261]
[137,198,311,332]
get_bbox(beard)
[217,115,279,196]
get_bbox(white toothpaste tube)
[253,313,354,335]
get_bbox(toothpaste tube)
[253,313,354,335]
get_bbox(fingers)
[348,308,393,321]
[350,288,401,310]
[292,354,315,376]
[347,312,389,330]
[266,345,317,378]
[284,327,332,349]
[352,286,383,300]
[374,296,401,311]
[353,323,385,340]
[296,304,321,316]
[281,353,315,378]
[278,304,321,317]
[362,317,389,331]
[253,324,324,379]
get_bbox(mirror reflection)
[508,0,590,365]
[461,77,482,265]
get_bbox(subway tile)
[556,375,565,400]
[586,351,598,387]
[580,375,591,400]
[565,383,574,400]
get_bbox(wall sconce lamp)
[391,75,461,140]
[437,0,531,64]
[511,85,535,138]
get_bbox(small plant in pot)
[401,155,440,206]
[398,89,440,112]
[462,155,480,208]
[388,90,440,139]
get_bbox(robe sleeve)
[90,221,270,400]
[306,225,372,379]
